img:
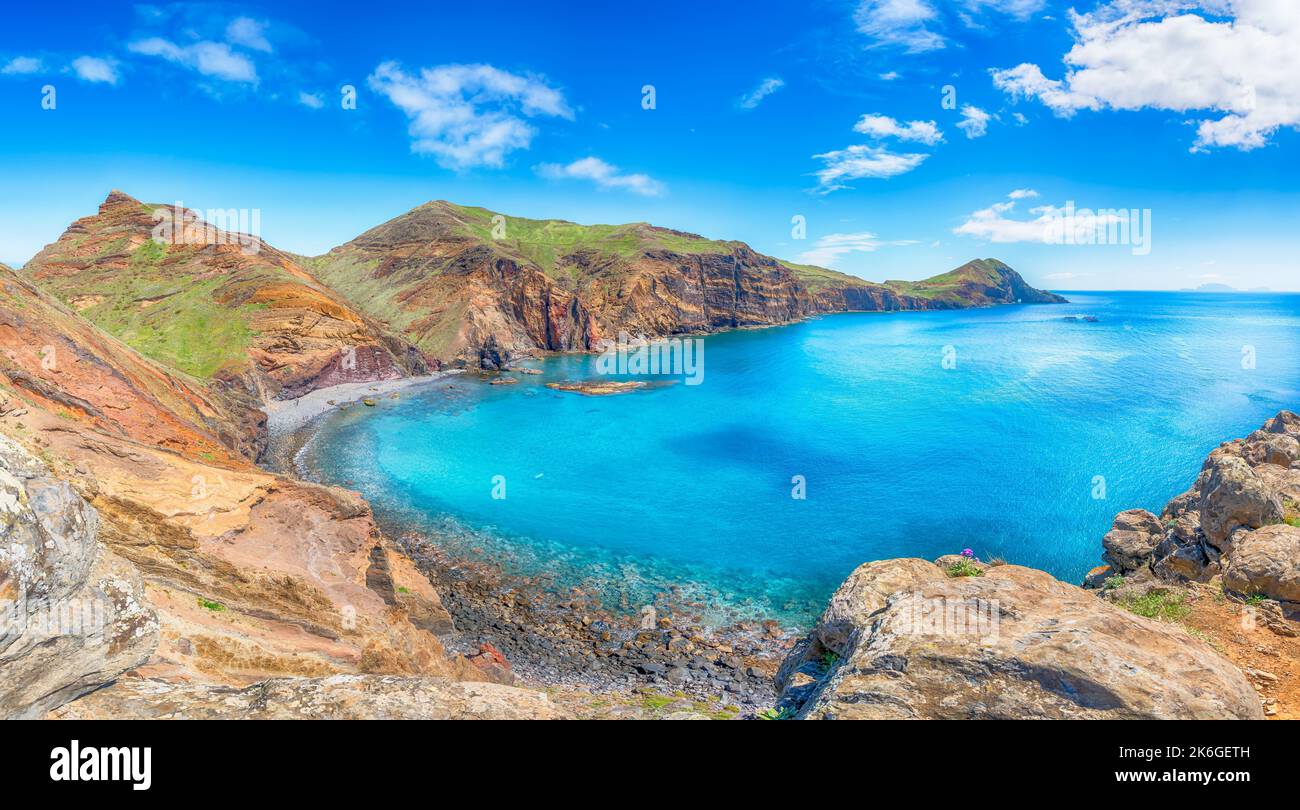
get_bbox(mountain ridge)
[302,197,1066,367]
[22,191,1065,398]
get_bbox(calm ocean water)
[300,292,1300,625]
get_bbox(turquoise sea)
[299,292,1300,625]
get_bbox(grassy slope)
[86,240,260,378]
[885,259,1013,305]
[51,237,263,379]
[439,202,742,280]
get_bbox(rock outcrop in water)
[776,558,1262,719]
[1085,411,1300,616]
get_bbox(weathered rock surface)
[1,435,158,719]
[780,561,1262,719]
[50,674,566,719]
[1085,411,1300,617]
[1223,524,1300,603]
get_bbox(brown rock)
[51,674,566,719]
[1198,456,1284,551]
[1102,509,1164,574]
[1222,524,1300,603]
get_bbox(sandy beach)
[264,371,462,435]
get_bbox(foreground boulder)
[0,436,158,719]
[49,674,566,720]
[780,560,1261,719]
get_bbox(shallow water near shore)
[299,292,1300,626]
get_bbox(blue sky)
[1,0,1297,290]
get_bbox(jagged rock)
[813,558,942,656]
[782,564,1262,719]
[0,436,158,719]
[1243,430,1299,468]
[1151,535,1210,581]
[51,674,566,720]
[1090,413,1300,611]
[1083,564,1115,589]
[1198,455,1284,551]
[1264,410,1300,439]
[1102,509,1165,574]
[1222,524,1300,603]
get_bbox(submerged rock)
[545,380,647,396]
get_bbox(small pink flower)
[961,548,974,558]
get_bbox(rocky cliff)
[305,201,1065,367]
[775,411,1300,720]
[1086,411,1300,621]
[0,256,529,718]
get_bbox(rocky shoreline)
[271,372,1300,720]
[263,371,461,436]
[393,532,786,714]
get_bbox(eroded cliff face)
[0,259,522,717]
[23,192,430,410]
[0,262,260,462]
[308,202,1065,367]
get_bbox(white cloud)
[797,231,917,267]
[879,71,901,80]
[1012,111,1029,125]
[737,77,785,109]
[964,0,1046,20]
[953,192,1128,243]
[854,0,946,52]
[853,113,944,144]
[1,56,42,75]
[811,145,928,193]
[128,38,258,83]
[536,156,665,196]
[1009,188,1039,199]
[70,56,119,84]
[226,17,272,53]
[956,104,993,138]
[990,0,1300,151]
[368,61,573,170]
[854,0,1046,52]
[297,91,324,109]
